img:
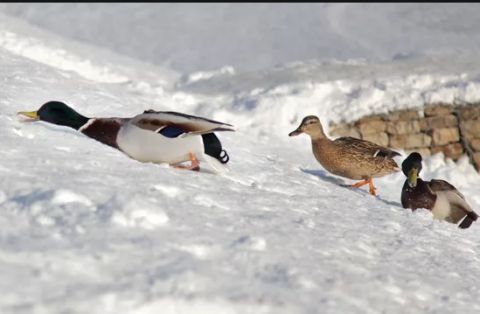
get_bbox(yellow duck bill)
[408,168,418,187]
[17,110,39,120]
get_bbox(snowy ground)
[2,3,480,73]
[1,6,480,314]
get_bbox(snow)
[2,3,480,73]
[1,5,480,314]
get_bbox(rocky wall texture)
[328,103,480,171]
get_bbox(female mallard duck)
[401,152,478,229]
[18,101,234,172]
[289,115,400,196]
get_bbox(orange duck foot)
[351,178,377,196]
[173,152,200,171]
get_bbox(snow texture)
[1,5,480,314]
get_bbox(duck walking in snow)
[18,101,234,173]
[289,115,400,196]
[401,152,478,229]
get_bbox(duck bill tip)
[289,129,302,137]
[17,110,39,121]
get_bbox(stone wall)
[328,102,480,171]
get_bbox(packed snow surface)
[1,6,480,314]
[2,3,480,73]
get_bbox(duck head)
[402,152,423,188]
[288,115,326,139]
[18,101,89,130]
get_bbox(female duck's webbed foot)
[351,178,377,196]
[173,152,200,171]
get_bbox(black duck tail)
[459,216,475,229]
[202,133,229,164]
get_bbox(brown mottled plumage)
[289,115,400,195]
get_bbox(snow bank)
[2,3,480,73]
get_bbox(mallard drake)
[289,115,400,196]
[401,152,478,229]
[18,101,234,172]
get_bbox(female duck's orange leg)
[173,152,200,171]
[351,178,377,196]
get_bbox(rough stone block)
[470,138,480,151]
[328,123,360,138]
[362,132,389,147]
[424,104,454,116]
[431,143,464,160]
[473,152,480,171]
[461,119,480,139]
[390,133,432,149]
[388,109,421,121]
[405,148,432,158]
[357,120,387,135]
[430,128,460,146]
[459,105,480,120]
[358,114,386,123]
[419,114,458,131]
[386,120,420,135]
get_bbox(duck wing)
[333,136,400,158]
[429,179,465,199]
[429,179,478,227]
[132,110,235,138]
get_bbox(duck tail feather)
[459,216,476,229]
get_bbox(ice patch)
[111,197,169,230]
[36,215,55,226]
[51,189,94,208]
[232,235,267,251]
[178,66,235,86]
[0,190,6,204]
[176,244,218,260]
[152,184,181,198]
[131,297,270,314]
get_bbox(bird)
[401,152,478,229]
[289,115,400,196]
[18,101,234,172]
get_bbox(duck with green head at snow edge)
[401,152,478,229]
[18,101,234,173]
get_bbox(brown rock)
[473,152,480,171]
[431,143,464,160]
[390,133,432,149]
[405,148,432,158]
[419,114,458,131]
[461,119,480,138]
[424,104,453,116]
[357,120,386,135]
[430,128,460,146]
[330,123,356,136]
[362,132,389,147]
[386,120,420,135]
[357,114,386,123]
[332,128,361,139]
[388,109,421,121]
[470,138,480,151]
[459,105,480,120]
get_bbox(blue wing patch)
[158,125,186,138]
